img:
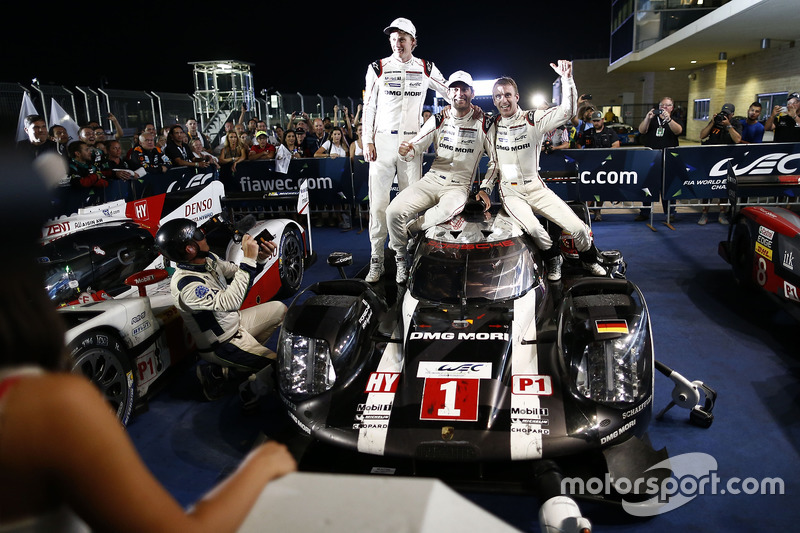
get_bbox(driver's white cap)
[447,71,473,88]
[384,17,416,39]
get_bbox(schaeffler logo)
[562,453,784,516]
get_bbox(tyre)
[275,227,305,300]
[729,219,754,285]
[69,331,136,425]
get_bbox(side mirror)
[327,252,353,279]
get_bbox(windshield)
[410,239,537,304]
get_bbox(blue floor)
[128,210,798,531]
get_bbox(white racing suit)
[387,109,497,259]
[171,253,286,372]
[480,76,595,259]
[362,55,450,262]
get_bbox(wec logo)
[709,152,800,177]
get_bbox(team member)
[362,17,451,282]
[386,71,497,283]
[477,61,607,281]
[155,219,286,400]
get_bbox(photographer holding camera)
[636,97,683,221]
[700,103,742,145]
[698,103,741,225]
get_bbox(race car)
[718,170,800,321]
[719,205,800,320]
[40,181,311,423]
[275,205,712,530]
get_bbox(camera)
[542,140,554,155]
[713,111,730,125]
[581,94,592,101]
[254,228,274,246]
[653,108,663,116]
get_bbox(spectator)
[68,140,108,189]
[765,93,800,143]
[93,126,107,143]
[165,124,206,170]
[49,124,70,158]
[255,120,278,145]
[636,97,683,222]
[570,98,595,148]
[191,138,220,170]
[314,127,348,159]
[234,123,251,148]
[127,132,171,175]
[274,125,285,145]
[349,123,364,161]
[580,111,619,221]
[542,123,570,153]
[0,178,296,532]
[698,103,741,225]
[275,129,302,174]
[186,118,211,150]
[249,131,276,160]
[78,126,104,166]
[304,118,328,155]
[739,102,765,143]
[294,127,312,157]
[332,105,353,143]
[155,218,287,403]
[106,112,124,140]
[362,17,451,282]
[17,114,58,160]
[219,130,247,174]
[103,139,135,180]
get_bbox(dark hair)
[67,140,86,158]
[750,102,762,109]
[24,115,45,130]
[0,152,68,371]
[48,124,66,137]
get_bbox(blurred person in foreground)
[0,152,295,533]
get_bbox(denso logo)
[709,153,800,177]
[185,198,214,217]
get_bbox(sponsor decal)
[709,152,800,178]
[184,198,214,217]
[93,246,106,256]
[417,362,492,379]
[364,372,400,393]
[783,250,795,270]
[600,419,636,445]
[580,170,639,185]
[289,411,311,434]
[358,300,373,329]
[409,331,509,342]
[511,375,553,396]
[97,335,109,346]
[370,467,396,475]
[595,319,629,334]
[356,402,393,412]
[622,396,652,419]
[195,286,210,298]
[755,241,772,261]
[511,427,550,435]
[131,311,146,324]
[784,281,800,302]
[457,128,477,139]
[133,200,148,220]
[757,234,773,248]
[759,226,775,240]
[132,321,151,336]
[427,239,516,250]
[238,176,333,192]
[442,426,455,440]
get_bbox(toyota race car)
[40,182,310,423]
[276,205,714,530]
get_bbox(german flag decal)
[595,319,629,334]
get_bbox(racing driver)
[387,71,498,283]
[477,61,607,281]
[362,17,451,283]
[155,218,286,401]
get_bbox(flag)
[297,178,309,215]
[595,319,629,335]
[16,92,39,142]
[50,100,81,145]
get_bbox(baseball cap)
[447,71,473,88]
[591,111,603,120]
[256,130,268,139]
[721,103,735,114]
[383,17,416,39]
[788,91,800,101]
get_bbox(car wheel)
[275,227,304,299]
[729,220,754,285]
[69,331,135,425]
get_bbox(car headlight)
[279,333,336,400]
[560,285,651,407]
[572,320,647,404]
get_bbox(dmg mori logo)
[709,153,800,177]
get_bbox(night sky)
[13,2,611,104]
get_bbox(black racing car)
[273,204,715,529]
